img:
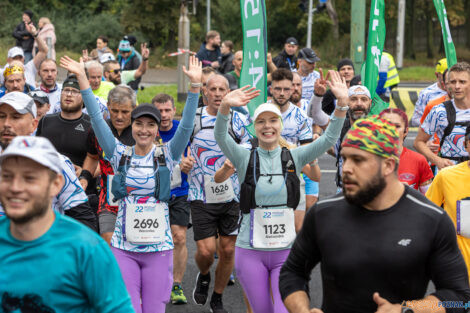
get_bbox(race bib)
[250,208,296,249]
[171,165,182,189]
[457,199,470,238]
[106,175,120,206]
[124,202,166,244]
[204,175,235,203]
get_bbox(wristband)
[335,105,349,111]
[79,169,93,183]
[33,33,38,38]
[190,82,202,88]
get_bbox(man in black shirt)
[322,58,355,115]
[280,116,470,313]
[36,74,91,169]
[273,37,298,72]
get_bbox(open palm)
[182,55,202,83]
[223,85,260,107]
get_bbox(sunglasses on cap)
[28,90,48,98]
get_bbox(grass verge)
[137,84,187,115]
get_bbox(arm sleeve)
[280,206,321,300]
[64,202,98,232]
[294,115,345,167]
[81,88,117,159]
[82,240,135,313]
[308,94,330,127]
[214,110,250,171]
[168,92,198,161]
[429,214,470,311]
[425,173,445,207]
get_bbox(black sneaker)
[193,272,210,305]
[210,296,228,313]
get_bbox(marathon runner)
[0,91,97,231]
[188,74,251,313]
[0,136,134,313]
[280,116,470,313]
[379,108,434,193]
[214,70,347,313]
[60,54,202,313]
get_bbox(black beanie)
[63,74,80,91]
[337,58,355,71]
[23,10,33,19]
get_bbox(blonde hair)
[278,137,296,150]
[39,17,51,25]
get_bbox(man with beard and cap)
[331,85,372,191]
[322,59,355,115]
[0,92,97,231]
[0,136,134,313]
[280,116,470,313]
[273,37,299,72]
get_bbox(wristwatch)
[402,306,414,313]
[335,105,349,111]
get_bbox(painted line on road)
[321,170,336,173]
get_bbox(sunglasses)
[109,69,122,74]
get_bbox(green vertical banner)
[363,0,388,115]
[433,0,457,67]
[240,0,268,116]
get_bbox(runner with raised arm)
[60,55,202,313]
[214,71,347,313]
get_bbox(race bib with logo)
[124,202,166,244]
[250,208,296,249]
[106,174,120,206]
[170,164,182,189]
[203,175,235,203]
[457,198,470,238]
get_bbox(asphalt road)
[165,130,435,313]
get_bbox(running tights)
[111,247,173,313]
[235,247,290,313]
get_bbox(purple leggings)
[235,247,290,313]
[111,247,173,313]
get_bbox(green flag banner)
[240,0,268,117]
[363,0,388,115]
[433,0,457,67]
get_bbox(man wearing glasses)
[103,43,149,87]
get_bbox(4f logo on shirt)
[398,239,412,246]
[75,124,85,132]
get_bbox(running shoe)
[171,284,187,304]
[193,272,211,305]
[210,296,228,313]
[227,273,235,286]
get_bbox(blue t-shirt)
[0,212,134,313]
[159,119,190,197]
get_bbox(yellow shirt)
[92,81,115,101]
[426,161,470,280]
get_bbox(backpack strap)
[153,145,168,200]
[440,100,456,150]
[118,146,133,170]
[190,107,204,142]
[239,148,260,214]
[228,110,241,144]
[281,147,300,209]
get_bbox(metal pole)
[396,0,406,69]
[177,2,190,102]
[207,0,211,33]
[306,0,313,48]
[350,0,366,71]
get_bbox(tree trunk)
[466,0,470,49]
[426,1,434,58]
[326,0,339,40]
[405,0,416,59]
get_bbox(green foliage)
[137,85,185,115]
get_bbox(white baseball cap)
[253,103,282,121]
[7,47,24,59]
[0,136,62,173]
[0,92,37,118]
[99,52,115,64]
[348,85,371,99]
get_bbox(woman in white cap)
[60,55,202,313]
[214,72,348,313]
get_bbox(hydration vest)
[111,145,171,202]
[439,100,470,161]
[239,138,300,214]
[190,107,241,143]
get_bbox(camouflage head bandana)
[4,65,24,79]
[341,115,399,160]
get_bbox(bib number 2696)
[125,203,166,244]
